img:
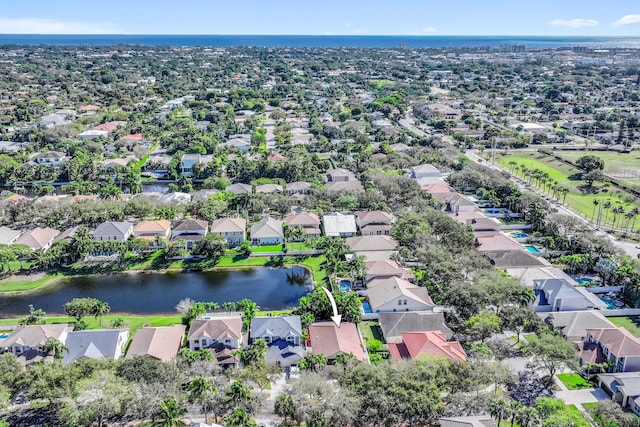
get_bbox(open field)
[498,152,640,228]
[555,151,640,180]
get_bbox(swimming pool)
[524,245,541,254]
[576,278,594,286]
[339,279,352,292]
[510,231,528,239]
[0,334,8,339]
[599,295,624,309]
[361,301,372,314]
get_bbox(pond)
[0,267,312,317]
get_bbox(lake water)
[0,267,312,317]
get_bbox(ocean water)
[0,34,639,49]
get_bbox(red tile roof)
[308,322,368,362]
[388,331,466,362]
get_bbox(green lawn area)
[557,151,640,175]
[0,272,61,293]
[557,373,592,390]
[498,152,640,227]
[608,316,640,338]
[359,320,384,344]
[252,244,283,253]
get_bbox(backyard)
[608,316,640,338]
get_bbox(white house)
[322,212,357,237]
[250,217,284,246]
[62,329,130,364]
[532,279,606,312]
[92,221,134,242]
[187,316,243,350]
[210,217,246,247]
[2,324,72,357]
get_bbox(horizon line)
[0,33,637,38]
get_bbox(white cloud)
[0,17,121,34]
[421,27,438,34]
[613,14,640,27]
[549,18,599,29]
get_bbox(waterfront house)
[378,311,453,343]
[285,212,321,239]
[15,227,59,251]
[532,278,606,312]
[2,324,72,362]
[180,153,213,176]
[388,331,466,362]
[210,217,246,247]
[126,325,186,363]
[250,217,284,246]
[92,221,134,242]
[62,329,129,364]
[364,260,414,283]
[171,219,209,249]
[356,211,394,236]
[187,316,243,351]
[367,277,435,314]
[255,183,283,194]
[579,327,640,373]
[33,151,67,165]
[133,220,172,245]
[346,235,398,261]
[251,315,304,367]
[307,322,368,363]
[322,212,357,237]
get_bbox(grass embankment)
[557,373,592,390]
[0,272,61,293]
[608,316,640,338]
[498,153,640,227]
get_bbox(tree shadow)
[577,184,600,195]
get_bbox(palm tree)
[43,337,68,360]
[92,300,111,326]
[110,317,124,328]
[509,401,522,426]
[508,160,517,173]
[225,380,252,408]
[612,206,625,229]
[629,207,640,232]
[187,377,217,423]
[224,408,255,427]
[592,199,599,221]
[153,397,187,427]
[488,398,509,427]
[603,200,612,226]
[70,226,93,260]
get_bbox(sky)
[0,0,639,36]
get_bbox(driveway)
[554,388,609,406]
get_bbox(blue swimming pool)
[0,334,8,339]
[511,231,528,238]
[524,245,541,254]
[339,279,352,292]
[599,295,624,309]
[576,278,593,286]
[361,301,372,314]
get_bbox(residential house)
[325,168,364,193]
[15,227,59,251]
[484,249,548,269]
[597,372,640,416]
[187,316,243,351]
[286,212,321,239]
[388,331,466,362]
[410,164,442,179]
[378,311,453,343]
[210,217,246,247]
[62,329,129,364]
[33,151,66,165]
[2,324,72,361]
[38,113,72,128]
[286,181,311,196]
[126,325,187,363]
[93,221,134,242]
[538,311,615,343]
[367,277,435,314]
[255,183,283,194]
[532,279,606,312]
[78,129,109,140]
[133,220,171,246]
[439,416,497,427]
[365,260,414,283]
[322,212,357,237]
[171,219,209,249]
[346,235,398,261]
[0,226,21,245]
[250,217,284,246]
[307,322,368,362]
[220,138,251,152]
[580,328,640,373]
[421,182,455,202]
[181,154,213,176]
[225,183,253,194]
[356,211,394,236]
[250,316,304,367]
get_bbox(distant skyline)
[0,0,639,36]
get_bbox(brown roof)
[308,322,368,362]
[188,317,243,342]
[346,235,397,251]
[475,234,523,252]
[3,324,71,348]
[388,331,466,362]
[126,325,186,362]
[15,227,59,250]
[356,211,394,225]
[286,212,321,227]
[134,220,171,234]
[586,328,640,357]
[173,219,209,232]
[365,260,414,281]
[211,217,246,233]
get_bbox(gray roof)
[93,221,133,238]
[250,217,283,239]
[3,324,71,349]
[378,311,453,343]
[484,250,547,268]
[286,181,311,191]
[534,278,606,310]
[598,372,640,396]
[0,226,21,244]
[250,316,302,340]
[62,329,129,364]
[538,311,614,341]
[439,416,496,427]
[225,183,253,194]
[367,277,434,312]
[266,339,304,364]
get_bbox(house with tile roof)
[365,260,414,283]
[388,331,466,362]
[286,212,321,239]
[366,277,435,314]
[597,372,640,415]
[346,235,398,261]
[356,211,394,236]
[0,226,21,245]
[210,217,246,247]
[580,327,640,372]
[444,194,478,214]
[538,311,615,343]
[378,311,453,343]
[2,324,72,357]
[225,183,253,194]
[15,227,59,251]
[93,221,134,242]
[307,322,368,362]
[133,220,171,244]
[250,217,284,246]
[171,219,209,249]
[126,325,186,363]
[62,329,129,364]
[325,168,364,193]
[187,316,243,351]
[255,183,283,194]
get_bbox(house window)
[403,300,407,305]
[398,300,402,306]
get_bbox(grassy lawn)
[498,153,640,227]
[557,151,640,175]
[608,316,640,338]
[252,244,283,253]
[557,373,592,390]
[359,320,384,344]
[0,272,61,293]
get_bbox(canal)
[0,267,312,317]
